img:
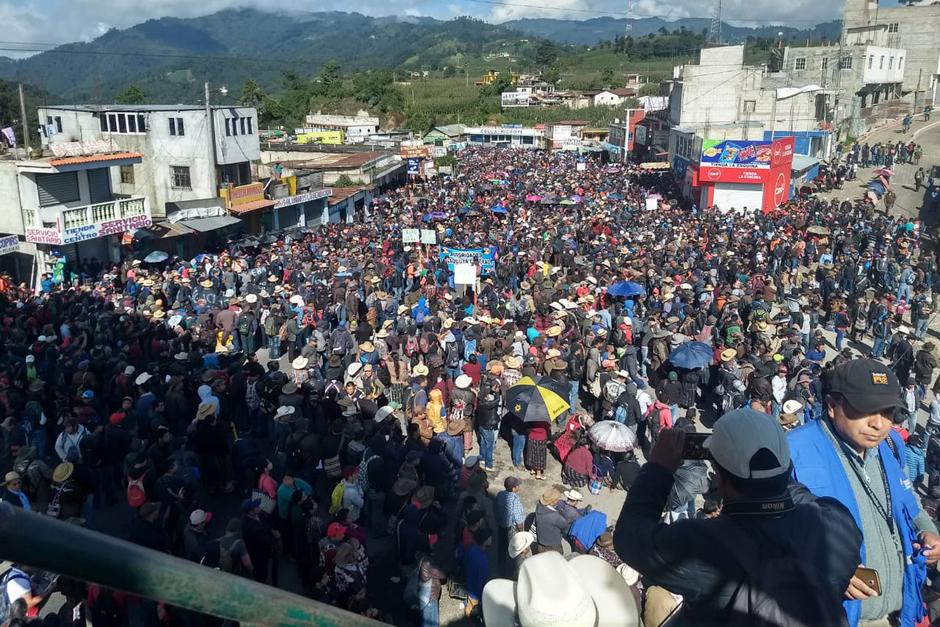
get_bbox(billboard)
[701,139,773,169]
[501,91,530,108]
[771,136,795,167]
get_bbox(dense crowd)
[0,144,939,626]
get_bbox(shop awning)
[182,215,242,233]
[792,155,820,174]
[134,220,194,240]
[228,199,277,215]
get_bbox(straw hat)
[447,420,467,435]
[274,405,297,421]
[291,356,309,370]
[376,329,389,338]
[152,310,165,320]
[289,295,304,306]
[359,341,375,353]
[200,279,213,288]
[195,402,216,421]
[504,355,521,369]
[540,486,562,506]
[347,362,363,378]
[546,326,562,338]
[782,399,803,415]
[412,364,429,376]
[720,348,737,363]
[3,471,20,486]
[455,374,472,389]
[546,348,561,360]
[53,462,74,484]
[245,293,258,304]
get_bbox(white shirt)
[4,569,31,605]
[771,375,787,403]
[636,389,652,416]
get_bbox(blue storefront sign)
[407,159,420,175]
[440,246,497,275]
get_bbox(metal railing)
[0,503,385,627]
[44,196,149,231]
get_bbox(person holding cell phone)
[789,358,940,627]
[614,409,861,625]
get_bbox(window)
[102,112,146,134]
[54,116,62,133]
[36,172,80,207]
[889,56,894,69]
[821,58,829,71]
[168,117,184,136]
[899,57,904,70]
[225,118,231,136]
[794,57,807,71]
[868,55,874,69]
[231,115,239,136]
[170,166,192,190]
[888,22,899,33]
[839,55,853,70]
[743,100,756,114]
[247,117,253,135]
[239,117,247,135]
[880,56,885,69]
[120,165,135,184]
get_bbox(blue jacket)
[906,445,926,483]
[788,421,927,627]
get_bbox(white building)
[463,126,546,149]
[303,112,380,144]
[591,88,636,107]
[37,104,261,221]
[0,144,149,283]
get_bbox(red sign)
[762,163,792,213]
[699,166,766,184]
[771,136,795,167]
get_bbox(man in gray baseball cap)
[615,409,860,625]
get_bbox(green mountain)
[0,10,521,103]
[502,17,843,46]
[0,10,842,104]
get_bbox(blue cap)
[82,390,94,399]
[241,498,262,512]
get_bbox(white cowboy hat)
[274,405,295,420]
[289,295,304,305]
[483,553,640,627]
[374,406,396,423]
[347,362,363,378]
[135,372,152,386]
[291,356,309,370]
[455,374,472,389]
[412,364,429,376]
[782,399,803,415]
[508,531,535,558]
[245,293,258,304]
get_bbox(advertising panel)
[699,166,765,184]
[273,188,332,209]
[701,139,773,169]
[407,159,421,175]
[501,91,530,108]
[25,228,63,245]
[771,136,795,167]
[99,214,152,236]
[62,224,100,245]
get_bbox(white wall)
[862,46,907,84]
[0,163,23,235]
[213,107,261,164]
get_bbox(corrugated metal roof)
[228,199,277,215]
[49,152,143,166]
[328,187,368,205]
[182,215,242,232]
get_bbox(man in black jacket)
[615,409,861,625]
[476,378,501,471]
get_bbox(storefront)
[692,137,794,214]
[271,188,332,228]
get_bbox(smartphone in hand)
[682,432,710,459]
[853,567,882,596]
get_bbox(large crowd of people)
[0,142,939,627]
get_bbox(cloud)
[0,0,845,57]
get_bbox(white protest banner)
[454,263,477,286]
[402,228,420,243]
[645,197,657,211]
[420,229,437,245]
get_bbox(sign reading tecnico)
[273,188,333,209]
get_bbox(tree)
[115,84,147,105]
[534,40,558,68]
[316,60,344,98]
[237,79,266,109]
[542,66,560,86]
[601,67,616,87]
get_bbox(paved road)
[819,115,940,222]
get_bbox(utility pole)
[18,83,30,155]
[622,107,637,164]
[915,68,923,114]
[204,82,217,192]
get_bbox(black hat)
[827,358,903,414]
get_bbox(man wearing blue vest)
[789,358,940,627]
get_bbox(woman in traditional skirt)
[561,440,595,488]
[525,420,550,480]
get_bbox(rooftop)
[300,151,387,170]
[42,104,254,113]
[328,186,370,205]
[49,151,143,166]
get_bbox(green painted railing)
[0,503,386,626]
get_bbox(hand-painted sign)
[0,234,19,255]
[99,214,152,236]
[25,228,63,245]
[62,224,100,244]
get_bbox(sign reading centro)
[440,246,496,275]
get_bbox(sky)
[0,0,887,54]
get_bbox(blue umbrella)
[608,281,646,298]
[668,341,714,370]
[491,204,507,214]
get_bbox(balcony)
[24,196,152,245]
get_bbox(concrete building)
[463,126,546,149]
[0,144,150,283]
[843,0,940,110]
[302,112,380,144]
[590,88,636,107]
[37,104,261,222]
